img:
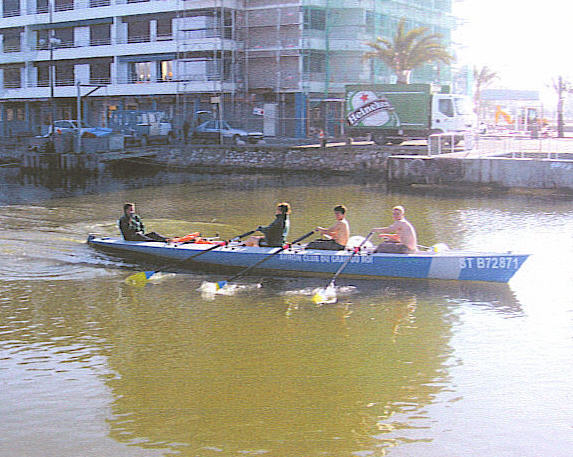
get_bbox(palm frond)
[363,16,453,83]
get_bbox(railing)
[474,135,573,160]
[2,8,21,17]
[3,44,21,53]
[126,35,151,44]
[89,77,111,85]
[89,0,111,7]
[3,80,22,89]
[3,71,233,90]
[427,132,475,156]
[90,37,112,46]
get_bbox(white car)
[192,120,264,144]
[47,120,113,138]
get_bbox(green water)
[1,171,572,456]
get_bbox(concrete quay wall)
[12,142,573,192]
[387,156,573,191]
[162,144,390,174]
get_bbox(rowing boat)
[87,235,529,283]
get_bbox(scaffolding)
[0,0,456,139]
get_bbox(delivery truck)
[345,83,475,145]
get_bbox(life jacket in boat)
[170,232,201,243]
[170,232,225,245]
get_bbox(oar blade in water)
[197,280,228,295]
[125,270,155,287]
[312,284,337,305]
[199,281,260,299]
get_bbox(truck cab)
[431,94,475,135]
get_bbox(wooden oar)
[312,232,374,304]
[125,229,257,286]
[215,230,316,290]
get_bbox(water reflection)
[0,273,475,456]
[101,282,454,456]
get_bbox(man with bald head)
[371,205,417,254]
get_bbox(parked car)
[192,120,264,145]
[46,120,113,138]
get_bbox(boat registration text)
[460,256,520,270]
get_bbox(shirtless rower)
[371,205,417,254]
[307,205,350,251]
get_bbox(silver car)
[192,120,264,145]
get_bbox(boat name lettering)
[280,254,302,262]
[460,257,519,269]
[279,254,374,264]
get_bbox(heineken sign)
[346,91,397,127]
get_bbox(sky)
[453,0,573,104]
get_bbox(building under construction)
[0,0,455,139]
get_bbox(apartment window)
[3,30,21,53]
[37,64,50,87]
[56,63,74,86]
[127,21,150,43]
[36,0,48,13]
[303,7,325,31]
[130,62,152,82]
[304,51,325,73]
[54,28,74,48]
[157,17,172,41]
[54,0,73,12]
[90,0,110,6]
[3,107,23,120]
[366,12,390,36]
[90,59,111,84]
[3,66,21,88]
[37,30,57,50]
[220,11,233,39]
[3,0,20,17]
[159,61,173,81]
[90,24,111,46]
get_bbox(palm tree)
[364,17,453,84]
[473,66,498,120]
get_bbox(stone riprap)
[161,144,391,174]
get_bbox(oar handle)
[231,229,257,241]
[289,230,317,246]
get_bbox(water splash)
[198,281,262,299]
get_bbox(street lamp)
[41,1,60,151]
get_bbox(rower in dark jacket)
[245,202,291,247]
[118,202,169,242]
